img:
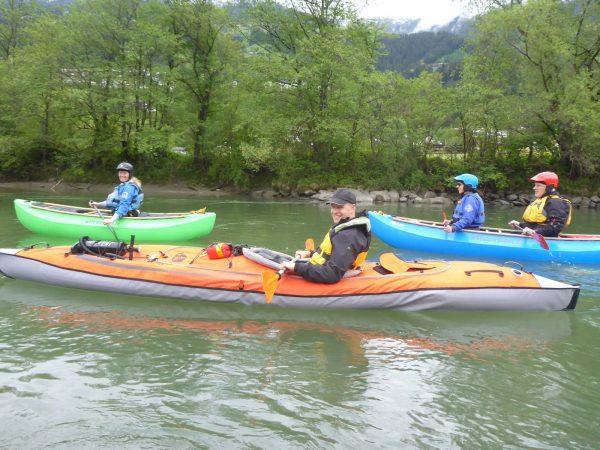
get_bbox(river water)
[1,188,599,448]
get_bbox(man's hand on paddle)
[294,250,311,259]
[281,261,296,272]
[521,227,535,236]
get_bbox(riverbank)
[252,186,600,209]
[2,181,599,209]
[0,181,240,198]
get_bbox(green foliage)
[404,170,430,191]
[206,147,254,188]
[0,0,598,195]
[476,166,509,192]
[462,0,600,180]
[0,137,55,180]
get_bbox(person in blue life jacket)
[508,171,572,237]
[442,173,485,233]
[281,188,371,284]
[89,162,144,225]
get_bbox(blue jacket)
[451,192,485,231]
[105,181,143,218]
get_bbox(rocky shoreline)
[252,187,600,209]
[2,181,598,209]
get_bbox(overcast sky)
[356,0,473,27]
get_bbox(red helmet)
[530,171,559,187]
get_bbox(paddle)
[513,224,549,250]
[379,252,410,273]
[262,238,314,304]
[443,211,447,222]
[91,203,120,241]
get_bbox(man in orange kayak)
[509,171,572,237]
[281,188,371,283]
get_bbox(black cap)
[327,188,356,205]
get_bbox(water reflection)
[2,280,574,353]
[2,284,579,447]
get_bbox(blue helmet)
[454,173,478,189]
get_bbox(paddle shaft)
[286,238,314,273]
[263,239,314,303]
[91,203,120,241]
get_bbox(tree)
[463,0,600,178]
[167,0,239,170]
[0,0,40,60]
[55,0,178,172]
[243,0,381,178]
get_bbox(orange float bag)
[206,243,233,259]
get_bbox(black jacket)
[519,195,571,237]
[294,214,370,284]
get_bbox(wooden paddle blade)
[532,232,550,250]
[379,253,410,274]
[262,270,281,304]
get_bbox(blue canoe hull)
[369,212,600,264]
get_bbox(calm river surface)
[1,188,599,448]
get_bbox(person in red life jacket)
[509,171,572,237]
[281,188,371,284]
[89,162,144,225]
[442,173,485,233]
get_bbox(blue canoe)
[369,212,600,264]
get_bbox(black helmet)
[116,162,133,173]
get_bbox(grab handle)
[465,269,504,277]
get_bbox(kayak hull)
[0,245,579,311]
[14,199,215,241]
[369,212,600,264]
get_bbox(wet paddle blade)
[379,253,410,274]
[532,232,550,250]
[513,224,549,251]
[262,270,281,304]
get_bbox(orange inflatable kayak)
[0,243,579,311]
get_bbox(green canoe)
[14,199,216,242]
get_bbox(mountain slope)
[376,31,465,82]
